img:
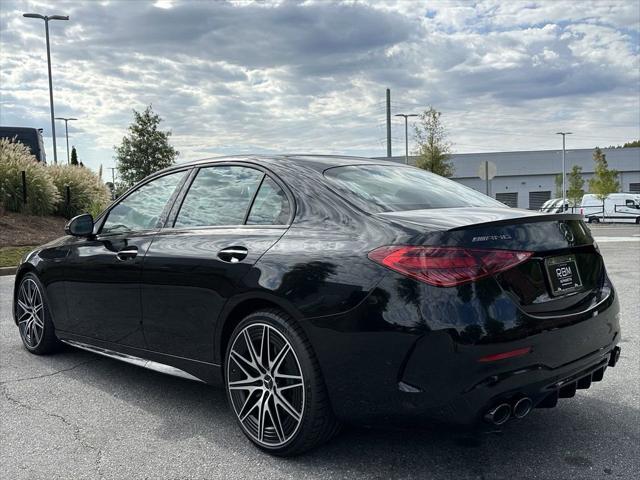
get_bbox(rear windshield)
[324,164,504,213]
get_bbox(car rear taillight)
[368,246,533,287]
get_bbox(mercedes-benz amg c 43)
[13,156,621,455]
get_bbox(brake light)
[368,246,533,287]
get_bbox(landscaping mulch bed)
[0,211,67,247]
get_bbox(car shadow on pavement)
[41,346,639,479]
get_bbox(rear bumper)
[305,282,621,426]
[402,340,620,427]
[399,294,621,426]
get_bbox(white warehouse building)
[381,147,640,210]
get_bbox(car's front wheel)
[225,309,339,456]
[15,273,60,354]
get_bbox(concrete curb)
[0,266,17,276]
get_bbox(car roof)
[0,126,40,133]
[170,154,397,173]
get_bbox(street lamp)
[556,132,573,211]
[23,13,69,165]
[55,117,77,164]
[395,113,418,165]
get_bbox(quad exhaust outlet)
[512,397,533,419]
[485,397,533,425]
[484,403,512,425]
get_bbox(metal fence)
[15,170,73,218]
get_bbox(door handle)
[218,246,248,263]
[116,246,138,261]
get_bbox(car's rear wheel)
[15,273,59,355]
[588,217,600,223]
[225,309,339,456]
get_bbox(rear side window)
[247,177,291,225]
[102,170,187,234]
[175,166,263,227]
[324,165,504,213]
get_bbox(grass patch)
[0,246,36,268]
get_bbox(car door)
[61,169,190,347]
[140,163,293,362]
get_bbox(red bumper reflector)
[478,347,532,363]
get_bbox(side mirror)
[65,213,94,237]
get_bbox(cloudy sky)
[1,0,639,175]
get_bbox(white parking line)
[594,237,640,242]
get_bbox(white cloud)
[0,0,638,173]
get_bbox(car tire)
[588,217,600,223]
[15,273,60,355]
[225,308,340,456]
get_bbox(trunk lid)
[377,207,606,317]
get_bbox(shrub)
[0,138,60,215]
[48,164,111,218]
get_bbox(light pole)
[23,13,69,165]
[556,132,573,211]
[55,117,77,164]
[395,113,418,164]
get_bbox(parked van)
[580,193,640,224]
[0,126,47,163]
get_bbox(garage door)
[529,191,551,210]
[630,183,640,193]
[496,192,518,208]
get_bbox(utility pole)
[556,132,573,211]
[108,167,117,200]
[386,88,392,158]
[55,117,77,164]
[395,113,418,165]
[23,13,69,165]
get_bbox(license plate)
[545,255,583,296]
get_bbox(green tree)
[588,147,620,221]
[114,105,178,188]
[70,146,78,166]
[566,165,585,208]
[555,173,563,198]
[623,139,640,148]
[413,106,454,177]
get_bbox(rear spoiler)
[448,213,584,232]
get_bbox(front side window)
[101,170,187,234]
[324,164,504,213]
[247,177,291,225]
[174,166,263,227]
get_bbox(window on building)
[495,192,518,208]
[529,191,551,210]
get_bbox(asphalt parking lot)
[1,226,638,480]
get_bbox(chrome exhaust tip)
[512,397,533,419]
[484,403,511,426]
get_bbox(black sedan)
[13,155,621,455]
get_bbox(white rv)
[580,193,640,223]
